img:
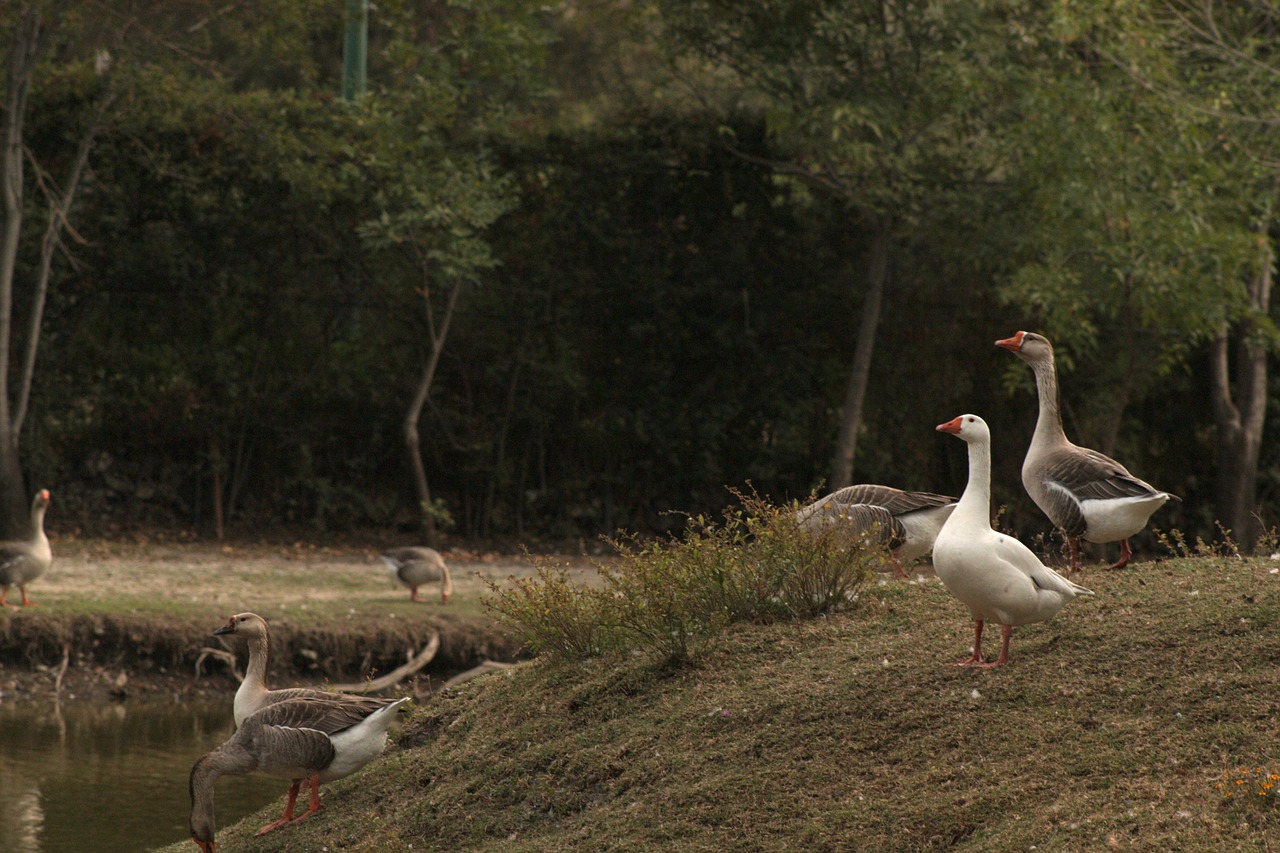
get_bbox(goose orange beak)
[936,417,964,435]
[995,331,1025,352]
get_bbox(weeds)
[1155,523,1241,559]
[482,488,881,665]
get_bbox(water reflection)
[0,699,282,852]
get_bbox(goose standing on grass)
[0,489,51,608]
[379,546,453,603]
[213,613,396,727]
[932,415,1094,668]
[996,331,1172,570]
[189,695,409,851]
[796,485,958,577]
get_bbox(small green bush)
[482,562,613,660]
[483,488,883,665]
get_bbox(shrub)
[482,561,613,660]
[483,488,882,665]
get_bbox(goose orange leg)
[970,624,1013,669]
[1106,539,1132,571]
[951,620,986,666]
[0,585,13,608]
[290,774,326,822]
[1068,538,1082,572]
[255,779,303,836]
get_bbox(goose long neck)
[955,436,993,525]
[189,746,250,844]
[245,630,271,690]
[1029,355,1068,447]
[31,506,47,545]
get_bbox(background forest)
[2,0,1278,554]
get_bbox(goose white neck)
[954,435,994,526]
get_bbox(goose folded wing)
[992,533,1088,596]
[1049,447,1162,501]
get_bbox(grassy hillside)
[159,555,1280,852]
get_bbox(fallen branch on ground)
[440,659,515,691]
[328,629,441,693]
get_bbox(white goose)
[189,695,409,851]
[932,414,1094,667]
[0,489,51,608]
[996,331,1172,570]
[796,485,957,577]
[213,613,395,727]
[379,547,453,603]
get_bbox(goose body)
[797,485,957,576]
[213,613,396,728]
[0,490,51,608]
[932,415,1093,667]
[996,331,1172,570]
[189,695,409,851]
[379,546,453,603]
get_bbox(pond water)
[0,699,284,852]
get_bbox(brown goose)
[379,546,453,603]
[796,484,957,577]
[189,694,409,851]
[996,331,1172,570]
[0,489,51,608]
[213,613,394,727]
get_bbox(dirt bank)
[0,538,603,702]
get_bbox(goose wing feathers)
[1034,447,1165,537]
[823,485,957,515]
[991,532,1093,597]
[1044,446,1162,501]
[796,499,906,550]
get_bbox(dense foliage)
[4,1,1280,550]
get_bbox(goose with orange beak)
[931,414,1094,667]
[995,331,1172,570]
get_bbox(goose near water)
[379,546,453,603]
[213,613,396,727]
[189,695,409,851]
[932,415,1094,667]
[0,489,51,608]
[796,485,957,577]
[996,331,1172,570]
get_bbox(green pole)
[341,0,368,100]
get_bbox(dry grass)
[153,553,1280,852]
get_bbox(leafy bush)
[482,561,613,660]
[483,489,884,665]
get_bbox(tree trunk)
[828,220,892,491]
[0,9,41,534]
[403,280,462,544]
[1209,232,1273,551]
